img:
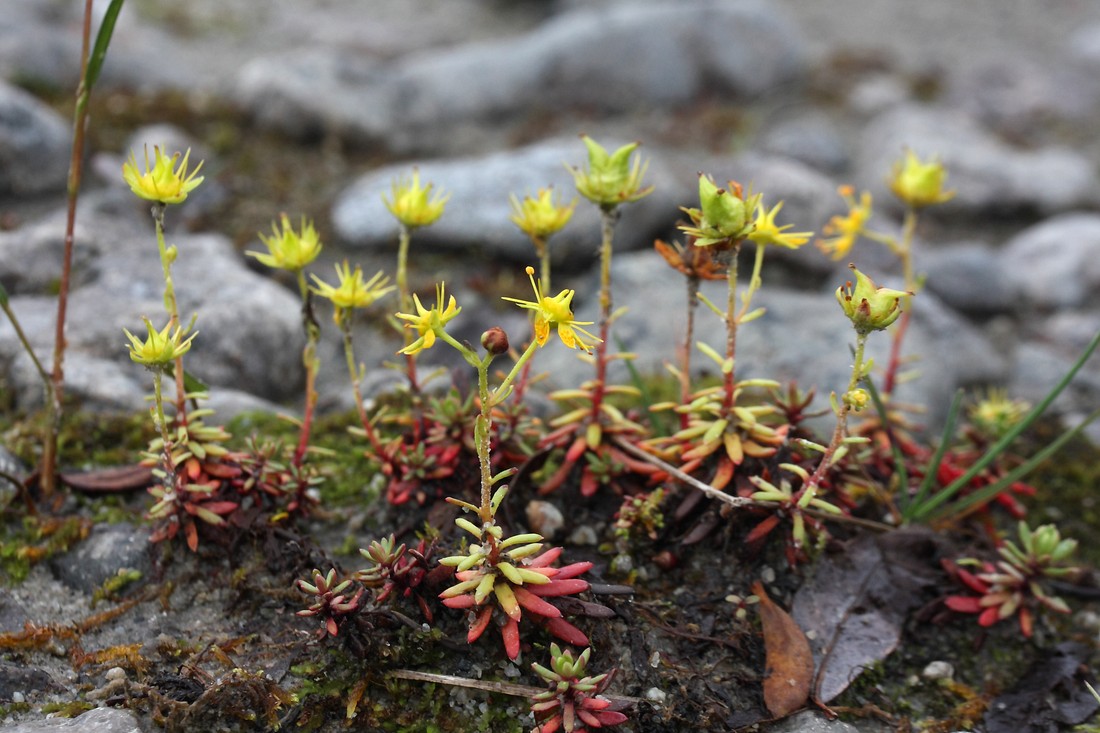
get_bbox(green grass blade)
[84,0,125,91]
[904,389,964,522]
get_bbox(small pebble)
[922,661,955,680]
[568,525,598,546]
[645,687,667,704]
[12,691,24,703]
[648,651,661,668]
[759,566,776,584]
[526,500,564,539]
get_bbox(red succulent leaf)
[555,561,594,580]
[1018,606,1034,638]
[442,594,477,609]
[529,578,589,597]
[529,547,563,567]
[543,616,589,647]
[514,586,563,619]
[468,606,494,643]
[944,595,983,614]
[711,455,735,491]
[978,606,1001,627]
[565,436,589,463]
[580,468,599,497]
[745,513,782,546]
[502,616,521,659]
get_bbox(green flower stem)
[151,202,188,424]
[292,270,320,467]
[589,206,620,423]
[533,236,551,294]
[340,319,384,457]
[679,273,700,428]
[436,330,539,521]
[738,243,766,321]
[396,222,420,391]
[150,371,170,447]
[802,331,869,495]
[721,241,742,415]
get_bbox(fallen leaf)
[790,529,946,703]
[753,580,813,718]
[984,642,1100,733]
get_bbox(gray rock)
[4,707,143,733]
[0,197,305,412]
[49,523,151,595]
[331,137,687,265]
[238,0,805,152]
[855,105,1100,217]
[1009,337,1100,445]
[757,113,850,174]
[0,661,63,702]
[0,5,80,91]
[921,242,1013,315]
[1001,214,1100,311]
[0,80,70,195]
[767,710,862,733]
[0,216,102,296]
[945,59,1095,142]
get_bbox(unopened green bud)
[679,174,761,247]
[836,265,910,334]
[568,135,652,209]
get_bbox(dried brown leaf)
[753,581,813,718]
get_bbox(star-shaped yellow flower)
[503,267,599,352]
[817,186,872,260]
[249,214,322,272]
[122,146,204,205]
[311,261,394,323]
[747,201,812,249]
[395,283,461,355]
[383,170,449,229]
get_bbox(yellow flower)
[509,188,576,240]
[121,146,204,205]
[747,201,813,249]
[395,283,461,355]
[889,150,955,208]
[817,186,872,260]
[249,214,322,272]
[502,266,599,352]
[568,135,653,208]
[383,169,449,229]
[123,318,196,369]
[311,262,394,322]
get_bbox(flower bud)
[568,135,653,208]
[843,388,870,411]
[889,150,955,208]
[679,174,761,247]
[481,326,510,356]
[835,265,910,334]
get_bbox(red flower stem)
[41,0,96,498]
[722,241,741,415]
[292,271,320,467]
[589,207,619,423]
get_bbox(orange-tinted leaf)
[754,581,812,718]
